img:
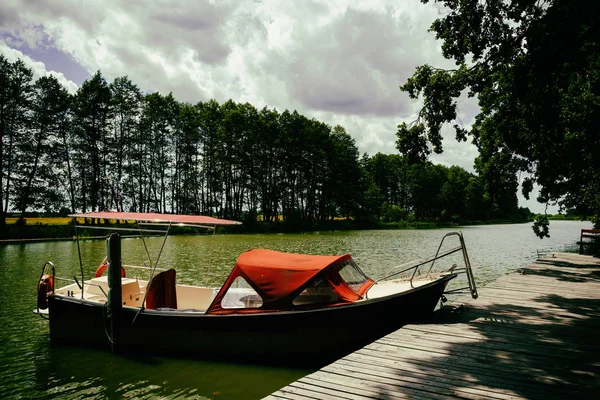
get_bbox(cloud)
[0,40,79,93]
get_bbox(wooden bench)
[580,228,600,254]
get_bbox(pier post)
[107,233,122,351]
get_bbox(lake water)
[0,220,592,399]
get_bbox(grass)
[7,217,73,225]
[3,217,137,241]
[6,217,131,226]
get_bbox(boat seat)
[86,276,139,296]
[121,279,142,307]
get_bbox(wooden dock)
[266,252,600,399]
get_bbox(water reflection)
[33,343,310,399]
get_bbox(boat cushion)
[146,269,177,310]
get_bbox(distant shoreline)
[1,215,584,245]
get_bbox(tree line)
[0,55,527,233]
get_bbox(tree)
[172,101,201,214]
[110,76,141,212]
[325,125,362,220]
[279,110,307,223]
[198,99,223,217]
[72,71,113,213]
[366,153,411,209]
[0,57,33,230]
[54,92,76,213]
[440,166,470,222]
[138,92,176,213]
[15,75,70,218]
[464,176,489,221]
[408,163,447,220]
[401,0,600,235]
[256,106,283,223]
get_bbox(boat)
[35,212,478,365]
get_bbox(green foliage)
[532,214,550,239]
[359,153,524,224]
[396,122,430,164]
[404,0,600,235]
[14,75,69,217]
[1,57,35,235]
[381,202,408,223]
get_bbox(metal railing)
[376,231,478,299]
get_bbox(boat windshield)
[338,258,370,292]
[293,276,340,306]
[221,277,263,309]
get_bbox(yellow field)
[6,217,103,225]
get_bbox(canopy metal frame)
[376,231,478,300]
[69,216,217,301]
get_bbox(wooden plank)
[302,370,445,400]
[312,367,489,400]
[484,283,600,294]
[352,345,577,390]
[385,326,593,361]
[371,336,600,382]
[263,394,314,400]
[481,285,600,299]
[270,387,324,400]
[401,322,600,353]
[492,271,600,283]
[374,337,600,387]
[301,375,432,400]
[581,234,600,238]
[342,352,568,398]
[484,277,600,290]
[364,330,599,389]
[287,380,375,400]
[413,313,600,347]
[465,299,600,319]
[298,377,410,400]
[476,295,600,310]
[322,359,524,400]
[442,300,600,325]
[354,344,568,388]
[340,357,570,399]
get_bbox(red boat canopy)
[70,211,241,226]
[207,249,374,314]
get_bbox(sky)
[0,0,554,213]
